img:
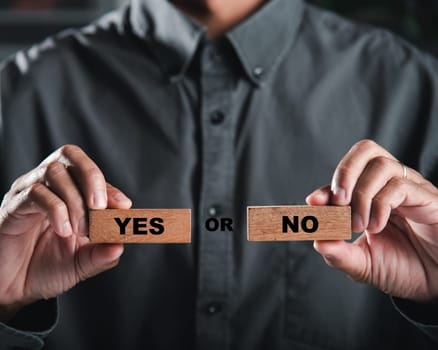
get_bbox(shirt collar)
[130,0,304,85]
[130,0,205,81]
[227,0,304,85]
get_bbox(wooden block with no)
[247,205,351,241]
[89,209,191,243]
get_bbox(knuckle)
[28,183,45,198]
[372,195,387,210]
[50,199,67,216]
[389,177,406,188]
[354,139,377,152]
[45,161,66,179]
[369,156,391,169]
[349,266,369,283]
[335,164,355,182]
[351,191,372,211]
[353,187,370,200]
[84,167,104,183]
[59,144,83,158]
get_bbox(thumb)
[313,236,371,283]
[106,183,132,209]
[75,243,124,281]
[306,184,331,205]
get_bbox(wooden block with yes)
[89,209,191,243]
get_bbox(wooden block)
[247,205,351,241]
[89,209,191,243]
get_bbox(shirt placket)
[195,42,236,350]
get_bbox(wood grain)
[89,209,191,243]
[247,206,351,241]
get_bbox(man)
[1,0,438,349]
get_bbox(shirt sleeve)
[1,54,63,350]
[0,60,6,197]
[0,299,58,350]
[392,297,438,343]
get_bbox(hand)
[307,139,438,301]
[0,145,132,320]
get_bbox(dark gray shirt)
[1,0,438,349]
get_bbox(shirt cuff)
[0,298,58,350]
[392,296,438,343]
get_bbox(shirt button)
[205,302,222,316]
[253,66,264,78]
[210,110,225,125]
[208,205,222,217]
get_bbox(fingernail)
[62,221,73,237]
[92,190,107,209]
[78,217,87,236]
[352,212,363,232]
[332,185,346,203]
[306,189,326,204]
[313,189,326,198]
[112,192,129,202]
